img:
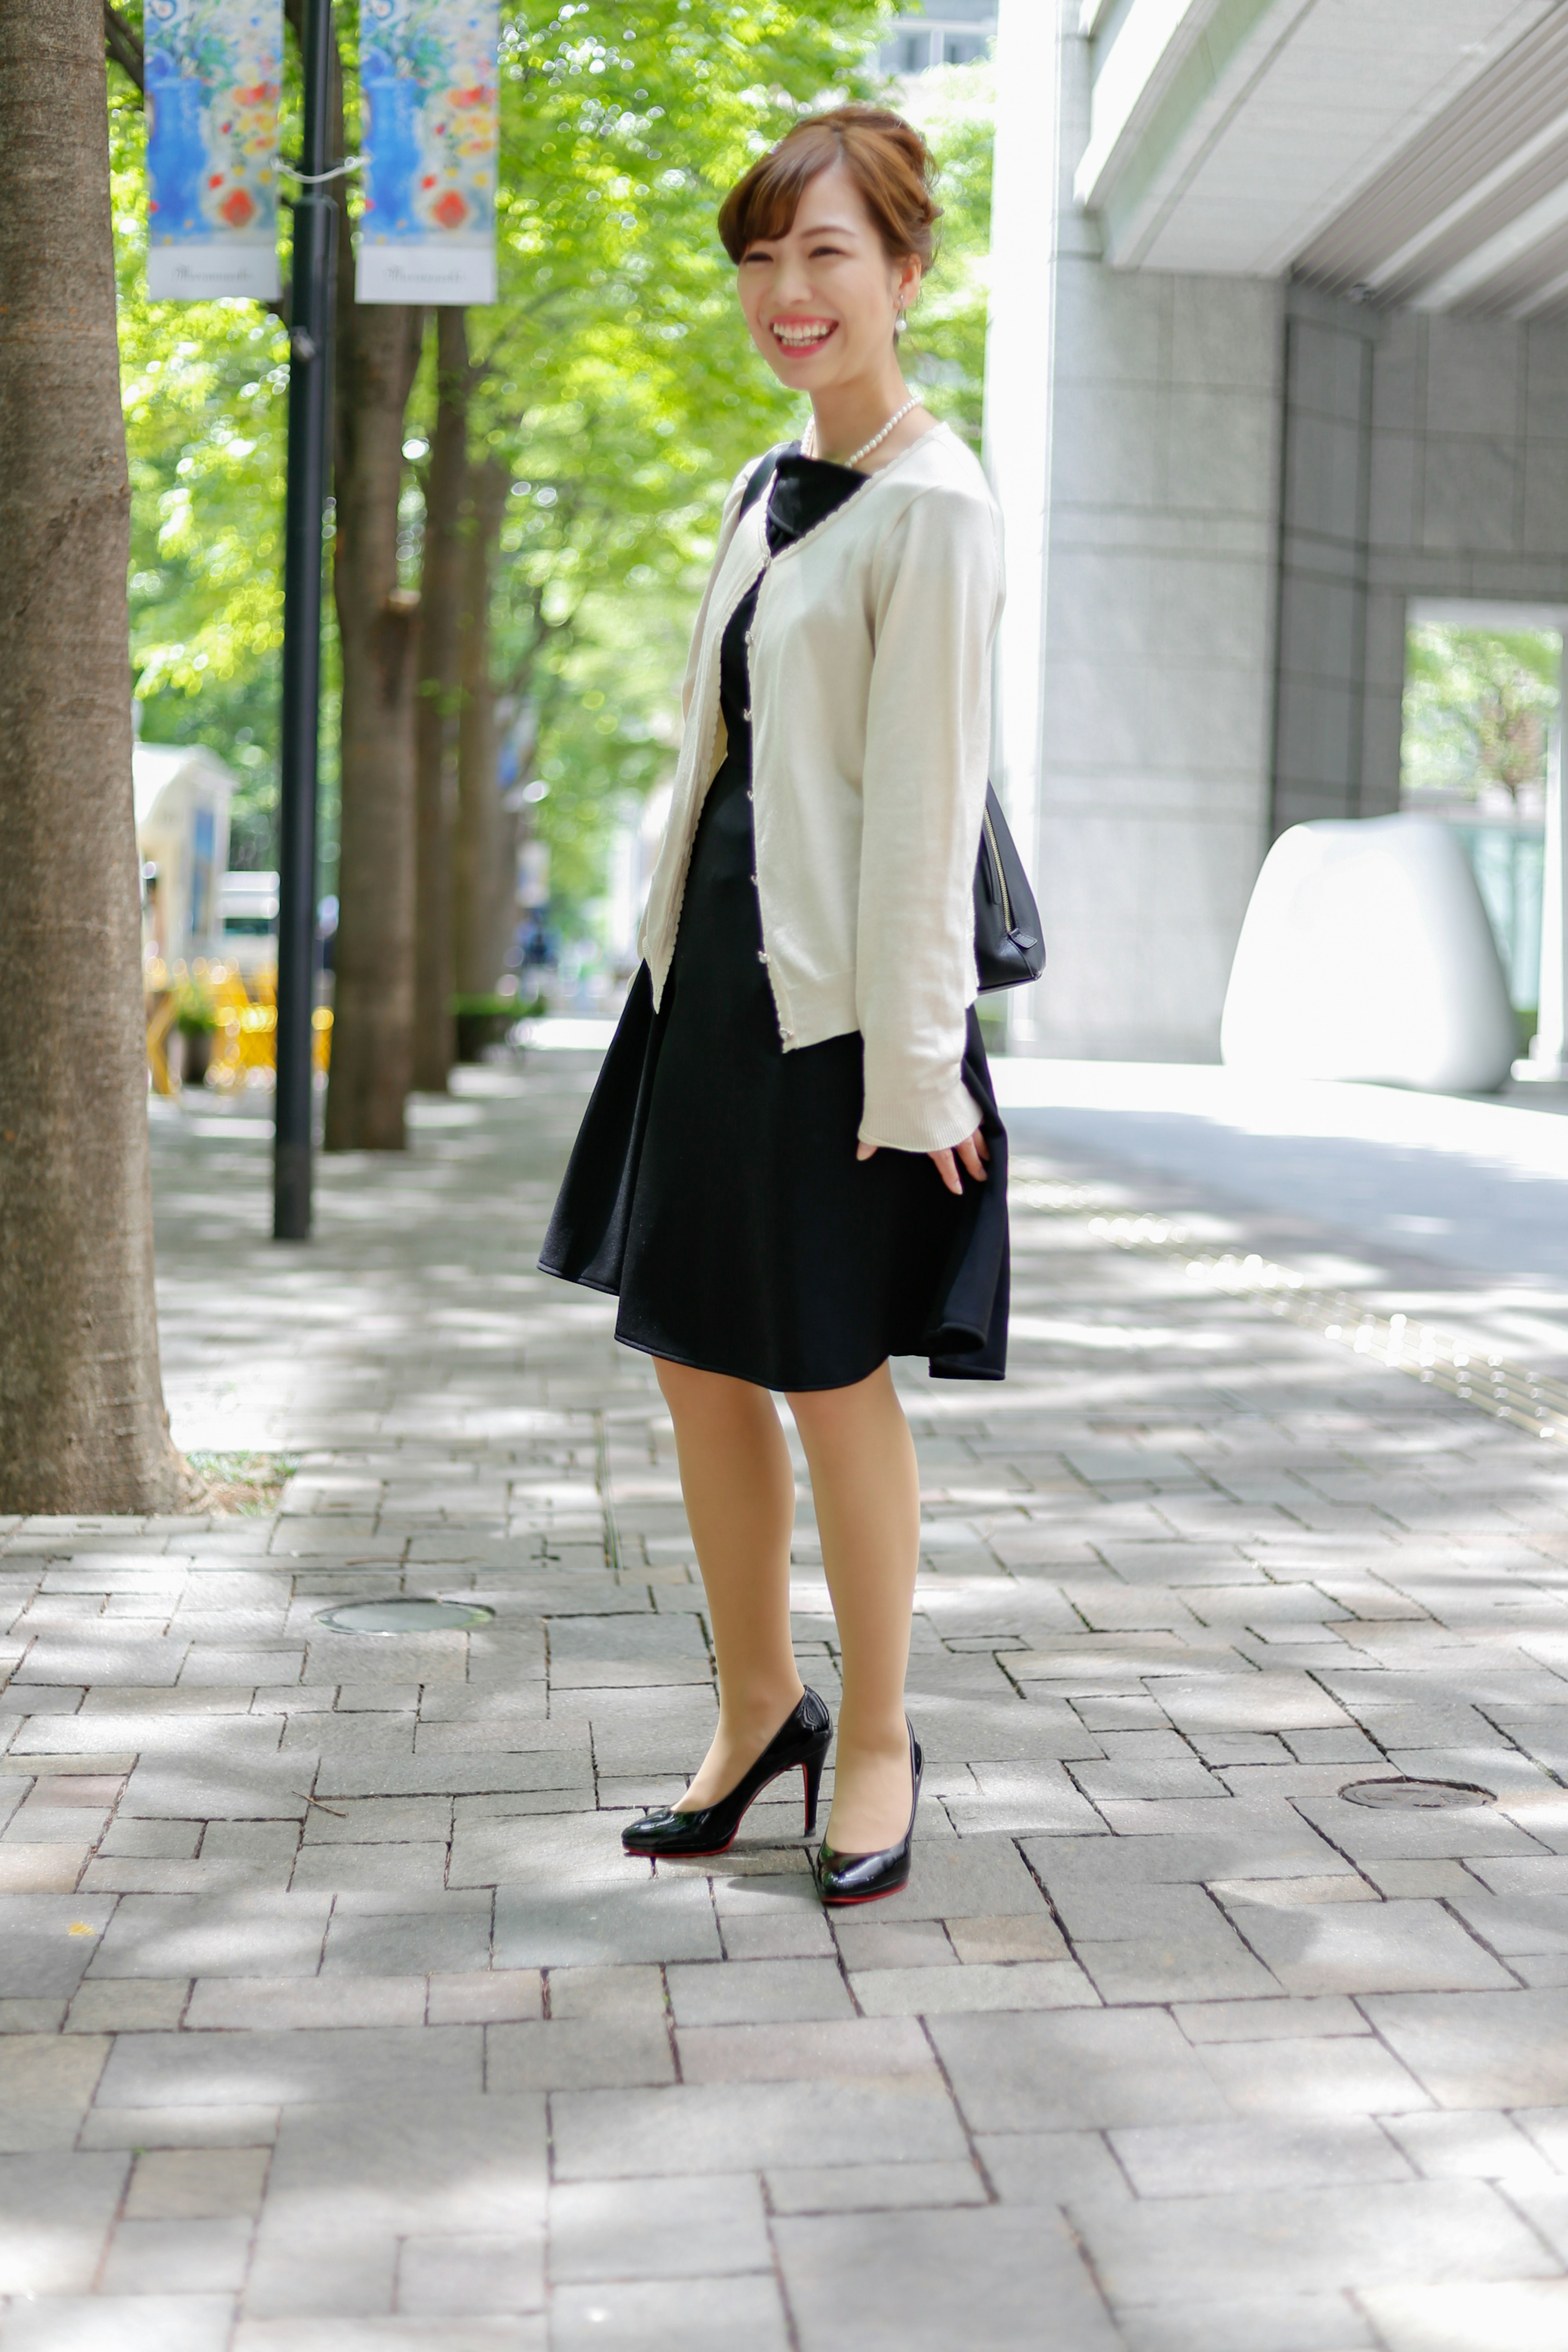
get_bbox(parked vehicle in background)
[218,870,280,978]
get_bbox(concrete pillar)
[985,2,1284,1062]
[1271,284,1381,834]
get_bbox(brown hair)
[717,106,941,272]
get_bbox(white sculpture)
[1221,814,1517,1094]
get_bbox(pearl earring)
[895,305,908,338]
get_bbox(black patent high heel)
[622,1687,832,1859]
[813,1721,921,1907]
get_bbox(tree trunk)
[411,309,468,1091]
[322,59,423,1153]
[0,0,184,1511]
[454,456,510,996]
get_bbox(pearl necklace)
[804,393,924,470]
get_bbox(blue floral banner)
[356,0,499,305]
[145,0,282,302]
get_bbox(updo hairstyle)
[717,106,942,273]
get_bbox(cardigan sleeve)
[855,479,1003,1153]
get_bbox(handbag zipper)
[981,802,1014,933]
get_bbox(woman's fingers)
[856,1142,878,1163]
[956,1127,989,1183]
[929,1147,962,1196]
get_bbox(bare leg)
[655,1357,803,1809]
[787,1361,920,1853]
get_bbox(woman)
[541,105,1007,1906]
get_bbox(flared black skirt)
[538,751,1009,1391]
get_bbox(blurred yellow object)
[145,960,334,1089]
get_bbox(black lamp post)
[273,0,335,1241]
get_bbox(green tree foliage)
[1403,623,1562,804]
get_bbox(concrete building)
[987,0,1568,1059]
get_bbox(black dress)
[539,452,1009,1390]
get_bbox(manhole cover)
[1340,1777,1494,1811]
[314,1599,495,1635]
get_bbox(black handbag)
[737,445,1046,997]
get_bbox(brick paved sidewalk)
[4,1054,1568,2351]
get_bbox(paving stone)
[832,1918,955,1971]
[550,2081,970,2178]
[486,2018,673,2090]
[126,2146,270,2218]
[549,2276,788,2352]
[1358,2279,1568,2352]
[1365,1989,1568,2107]
[547,1964,666,2023]
[0,2294,237,2352]
[0,1996,67,2031]
[492,1877,721,1967]
[720,1907,837,1958]
[1193,2031,1432,2118]
[88,1891,330,1979]
[290,1843,451,1896]
[66,1978,189,2032]
[774,2206,1121,2352]
[1220,1895,1517,1995]
[1172,1996,1371,2043]
[948,1912,1069,1963]
[765,2160,987,2214]
[975,2129,1136,2209]
[96,2025,481,2109]
[931,2009,1232,2132]
[100,2215,252,2292]
[548,2173,771,2279]
[186,1975,427,2030]
[321,1909,492,1977]
[666,1958,852,2026]
[1109,2117,1412,2196]
[81,2104,279,2149]
[0,2150,129,2291]
[1114,2291,1374,2351]
[245,2094,545,2319]
[0,2035,111,2152]
[0,1895,114,1996]
[396,2232,544,2315]
[1074,2179,1555,2306]
[676,2018,937,2084]
[851,1960,1098,2015]
[427,1969,542,2023]
[1383,2109,1560,2184]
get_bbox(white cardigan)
[637,422,1004,1154]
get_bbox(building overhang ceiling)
[1079,0,1568,316]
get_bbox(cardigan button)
[757,950,768,964]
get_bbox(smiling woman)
[540,105,1008,1913]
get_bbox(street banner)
[356,0,500,305]
[145,0,282,302]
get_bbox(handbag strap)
[736,441,793,523]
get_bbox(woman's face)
[736,161,921,393]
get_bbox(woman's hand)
[857,1125,989,1198]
